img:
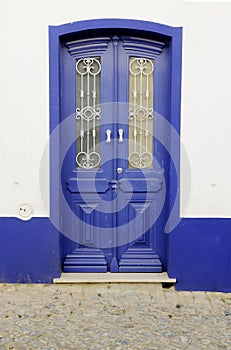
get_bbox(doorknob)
[118,128,123,143]
[106,129,111,143]
[117,167,123,174]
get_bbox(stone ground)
[0,284,230,350]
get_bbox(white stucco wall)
[0,0,231,218]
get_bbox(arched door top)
[50,18,181,39]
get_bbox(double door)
[61,34,169,272]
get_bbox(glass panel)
[76,57,101,168]
[128,57,154,168]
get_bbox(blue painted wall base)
[0,218,61,283]
[168,219,231,293]
[0,217,230,291]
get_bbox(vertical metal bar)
[86,70,90,157]
[80,74,84,152]
[93,74,96,151]
[145,74,149,151]
[134,72,137,153]
[139,61,143,155]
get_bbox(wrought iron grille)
[76,57,101,168]
[128,57,154,168]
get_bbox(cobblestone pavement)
[0,283,230,350]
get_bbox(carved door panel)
[61,34,169,272]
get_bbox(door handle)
[106,129,112,143]
[118,128,123,143]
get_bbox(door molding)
[49,18,182,270]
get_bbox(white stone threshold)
[53,272,176,284]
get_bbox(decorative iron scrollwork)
[76,151,100,169]
[128,57,154,168]
[129,151,153,169]
[76,57,101,169]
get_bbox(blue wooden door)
[61,33,169,272]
